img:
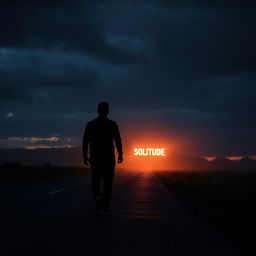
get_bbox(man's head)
[97,101,109,116]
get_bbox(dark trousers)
[90,164,115,209]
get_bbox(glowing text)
[134,148,165,156]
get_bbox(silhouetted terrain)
[0,147,256,170]
[155,170,256,255]
[0,147,84,167]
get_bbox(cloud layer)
[0,0,256,156]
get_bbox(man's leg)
[90,165,102,200]
[101,165,115,212]
[90,165,104,214]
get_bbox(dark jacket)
[82,116,122,165]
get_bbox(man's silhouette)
[82,102,123,214]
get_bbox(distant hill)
[166,152,209,170]
[0,147,255,170]
[0,147,84,167]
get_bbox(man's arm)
[113,122,123,163]
[82,123,90,166]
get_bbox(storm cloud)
[0,0,256,156]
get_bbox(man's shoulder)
[86,117,117,126]
[106,118,117,124]
[87,118,97,124]
[85,119,97,129]
[106,118,119,128]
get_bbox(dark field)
[0,162,90,185]
[155,170,256,255]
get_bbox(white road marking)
[48,189,63,195]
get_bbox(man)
[82,102,123,215]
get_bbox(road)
[0,170,236,256]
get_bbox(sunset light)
[1,1,256,254]
[121,133,171,170]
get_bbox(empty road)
[1,170,236,255]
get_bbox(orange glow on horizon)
[120,132,171,171]
[226,156,243,161]
[24,144,74,150]
[204,157,216,162]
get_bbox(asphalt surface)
[0,170,236,256]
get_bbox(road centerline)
[48,189,63,195]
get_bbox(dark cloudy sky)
[0,0,255,157]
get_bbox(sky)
[0,0,255,157]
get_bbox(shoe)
[101,207,110,215]
[101,210,110,215]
